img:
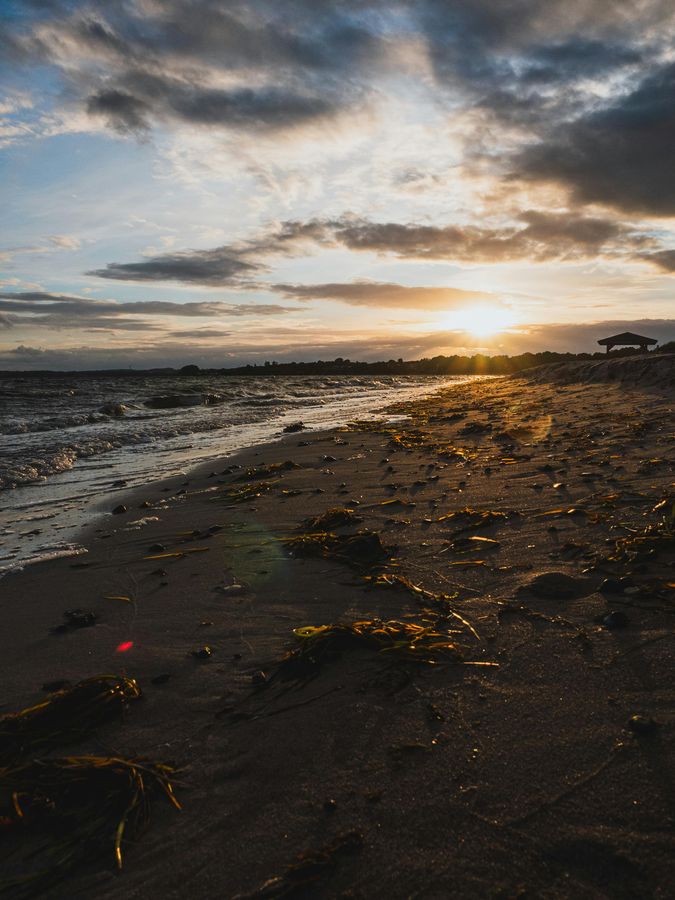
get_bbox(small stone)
[217,583,246,596]
[553,483,566,490]
[525,572,586,600]
[112,504,127,515]
[191,646,213,660]
[139,500,152,509]
[148,543,166,553]
[323,799,338,812]
[602,611,629,630]
[251,670,267,685]
[628,715,659,735]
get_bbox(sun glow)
[445,304,519,337]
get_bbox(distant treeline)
[184,346,671,376]
[2,344,673,377]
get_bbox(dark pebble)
[148,543,166,553]
[251,670,267,685]
[112,504,127,515]
[628,715,659,735]
[191,646,213,660]
[602,611,629,630]
[323,799,338,813]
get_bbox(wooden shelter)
[597,332,657,354]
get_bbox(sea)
[0,372,475,576]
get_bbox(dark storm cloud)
[522,38,642,83]
[275,282,495,309]
[9,0,664,142]
[85,77,343,135]
[515,61,675,215]
[86,89,151,135]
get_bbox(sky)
[0,0,674,369]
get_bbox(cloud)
[646,249,675,272]
[321,211,649,262]
[48,234,81,250]
[86,250,263,285]
[275,281,495,309]
[87,210,655,289]
[515,60,675,215]
[0,291,298,331]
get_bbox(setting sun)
[443,304,519,337]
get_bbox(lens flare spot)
[116,640,134,653]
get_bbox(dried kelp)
[0,755,180,898]
[283,530,393,570]
[300,507,363,531]
[389,430,476,461]
[365,573,478,639]
[224,480,275,504]
[609,518,675,562]
[436,507,509,536]
[0,676,141,766]
[235,461,301,482]
[272,618,464,683]
[235,830,363,899]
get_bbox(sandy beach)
[1,353,674,899]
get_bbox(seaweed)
[283,530,393,570]
[235,830,362,899]
[436,507,509,536]
[300,507,363,531]
[235,461,301,482]
[445,536,500,554]
[0,677,141,766]
[224,481,275,504]
[364,573,479,639]
[0,755,180,898]
[272,618,464,683]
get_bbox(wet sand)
[1,354,674,899]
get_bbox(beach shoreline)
[1,355,674,899]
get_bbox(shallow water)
[0,373,476,575]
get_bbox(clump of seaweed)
[300,507,363,531]
[389,430,476,461]
[364,573,478,639]
[283,530,393,570]
[224,480,275,504]
[273,618,464,682]
[436,507,509,536]
[0,755,180,898]
[235,461,301,482]
[608,497,675,561]
[0,676,141,766]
